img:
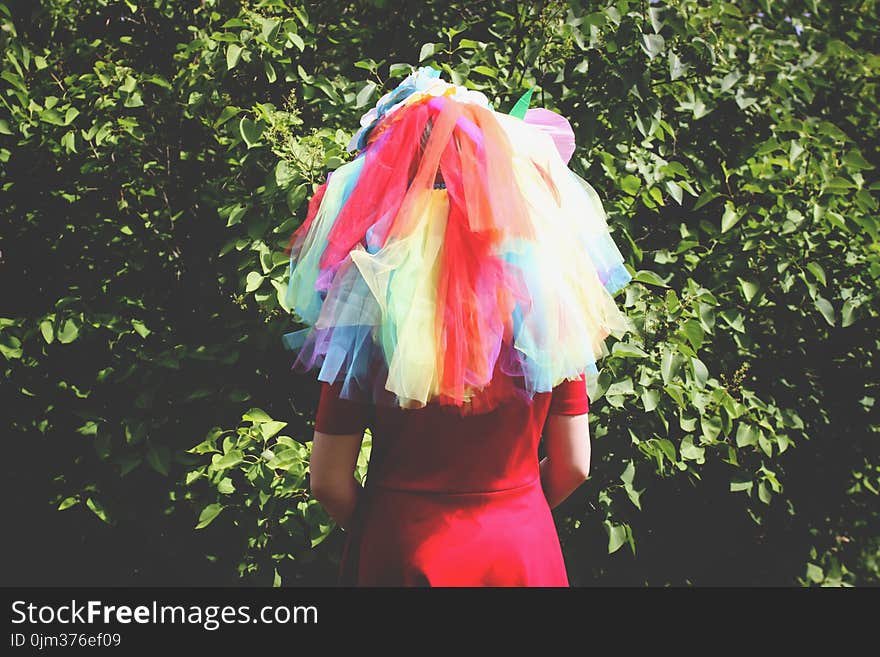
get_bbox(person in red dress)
[282,66,634,587]
[310,374,591,586]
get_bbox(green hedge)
[2,0,877,586]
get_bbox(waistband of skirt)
[366,474,541,497]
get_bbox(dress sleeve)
[548,374,590,416]
[314,381,371,435]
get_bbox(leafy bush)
[2,0,877,586]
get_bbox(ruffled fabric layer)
[283,66,634,414]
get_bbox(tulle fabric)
[283,67,634,414]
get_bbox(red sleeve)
[548,374,589,416]
[314,381,371,435]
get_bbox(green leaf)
[389,63,411,77]
[730,477,753,493]
[735,422,758,447]
[94,121,114,145]
[243,408,272,423]
[607,522,627,553]
[806,262,826,286]
[660,346,682,384]
[805,563,824,583]
[40,108,66,125]
[641,33,665,60]
[260,421,288,441]
[246,271,264,292]
[697,302,716,334]
[40,319,54,344]
[620,460,635,485]
[61,130,77,153]
[86,497,111,524]
[719,71,741,93]
[843,149,873,170]
[841,300,856,327]
[131,319,150,338]
[663,384,685,407]
[58,496,78,510]
[721,202,741,232]
[640,388,659,412]
[123,92,143,108]
[195,503,224,529]
[632,269,669,287]
[272,279,291,312]
[57,319,79,344]
[261,18,281,41]
[356,81,377,109]
[719,309,745,333]
[274,159,297,188]
[693,190,720,211]
[669,51,687,80]
[214,105,242,128]
[680,414,699,433]
[737,277,760,303]
[239,118,263,148]
[701,415,722,443]
[264,59,277,83]
[286,183,308,213]
[143,74,172,90]
[419,43,435,62]
[0,70,26,92]
[824,176,855,193]
[681,320,704,350]
[788,139,805,164]
[472,65,497,78]
[680,435,705,462]
[655,438,677,464]
[226,44,243,70]
[815,296,835,326]
[215,449,244,470]
[620,174,641,195]
[612,342,648,358]
[626,487,643,511]
[227,204,246,227]
[757,430,773,457]
[266,448,304,470]
[665,180,683,205]
[776,433,792,454]
[647,185,664,206]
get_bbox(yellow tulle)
[494,113,636,382]
[350,188,449,407]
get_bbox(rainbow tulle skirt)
[282,66,635,414]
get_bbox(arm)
[309,429,365,531]
[539,412,591,509]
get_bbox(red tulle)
[318,102,433,277]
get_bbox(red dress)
[314,376,589,587]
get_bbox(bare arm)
[309,430,365,531]
[539,412,591,509]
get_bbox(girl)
[283,66,634,586]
